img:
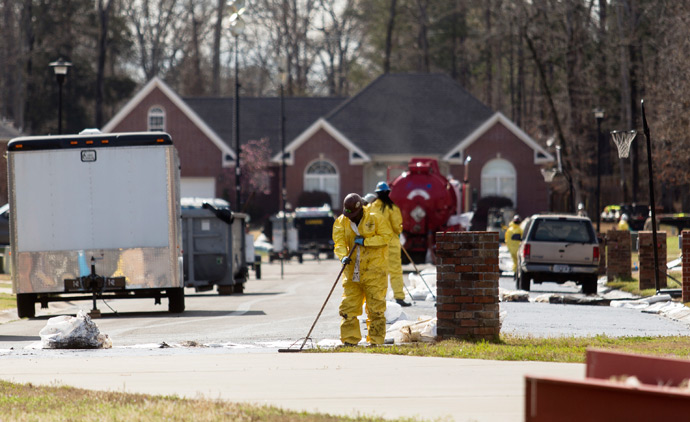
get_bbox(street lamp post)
[641,100,661,294]
[229,0,246,212]
[593,108,605,233]
[49,58,72,134]
[279,62,288,279]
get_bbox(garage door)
[181,177,215,198]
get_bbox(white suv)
[516,214,600,294]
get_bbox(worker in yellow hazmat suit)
[370,181,410,306]
[332,193,392,346]
[505,215,523,273]
[617,214,630,231]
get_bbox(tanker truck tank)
[389,158,459,264]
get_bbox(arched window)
[481,158,517,207]
[304,160,339,207]
[148,106,165,131]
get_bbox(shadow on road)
[0,335,40,341]
[30,310,267,320]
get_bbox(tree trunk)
[212,0,224,94]
[383,0,397,74]
[96,0,113,128]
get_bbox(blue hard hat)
[375,181,390,192]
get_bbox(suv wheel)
[517,271,531,291]
[582,274,598,295]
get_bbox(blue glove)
[341,256,351,265]
[354,236,364,246]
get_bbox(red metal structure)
[389,158,467,263]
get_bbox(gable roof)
[444,112,555,164]
[102,77,234,159]
[184,97,345,159]
[270,117,371,165]
[323,73,495,155]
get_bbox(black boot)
[395,298,412,307]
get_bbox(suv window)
[530,219,594,243]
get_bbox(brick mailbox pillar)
[606,230,631,280]
[638,231,667,290]
[682,231,690,302]
[435,231,500,341]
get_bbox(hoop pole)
[641,99,660,294]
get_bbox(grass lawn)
[324,335,690,363]
[0,380,414,422]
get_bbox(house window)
[148,107,165,131]
[480,158,517,207]
[304,160,339,207]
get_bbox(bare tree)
[314,0,364,96]
[124,0,188,80]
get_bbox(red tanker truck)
[389,157,470,264]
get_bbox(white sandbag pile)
[358,301,408,324]
[408,268,437,301]
[39,310,112,349]
[499,287,529,302]
[387,316,437,344]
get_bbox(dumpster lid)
[181,197,231,210]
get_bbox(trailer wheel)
[233,283,245,294]
[217,285,233,296]
[298,254,303,264]
[167,288,185,313]
[16,293,36,318]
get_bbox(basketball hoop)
[610,130,637,159]
[541,168,558,183]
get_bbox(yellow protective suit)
[368,199,405,300]
[332,210,392,345]
[617,219,630,231]
[505,221,523,272]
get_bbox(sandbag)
[39,310,112,349]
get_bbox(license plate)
[553,264,571,273]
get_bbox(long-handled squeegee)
[401,246,436,301]
[278,246,357,353]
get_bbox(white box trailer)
[7,131,184,318]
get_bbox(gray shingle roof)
[324,73,494,155]
[184,97,345,156]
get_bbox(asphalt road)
[1,257,688,422]
[0,257,688,353]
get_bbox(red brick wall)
[448,122,549,217]
[287,128,362,211]
[435,231,500,341]
[606,230,631,280]
[638,231,667,290]
[108,87,235,202]
[682,231,690,302]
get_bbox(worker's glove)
[354,236,364,246]
[341,256,351,265]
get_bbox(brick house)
[102,73,554,223]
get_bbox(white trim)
[271,118,370,165]
[443,112,554,165]
[369,154,441,162]
[102,77,235,165]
